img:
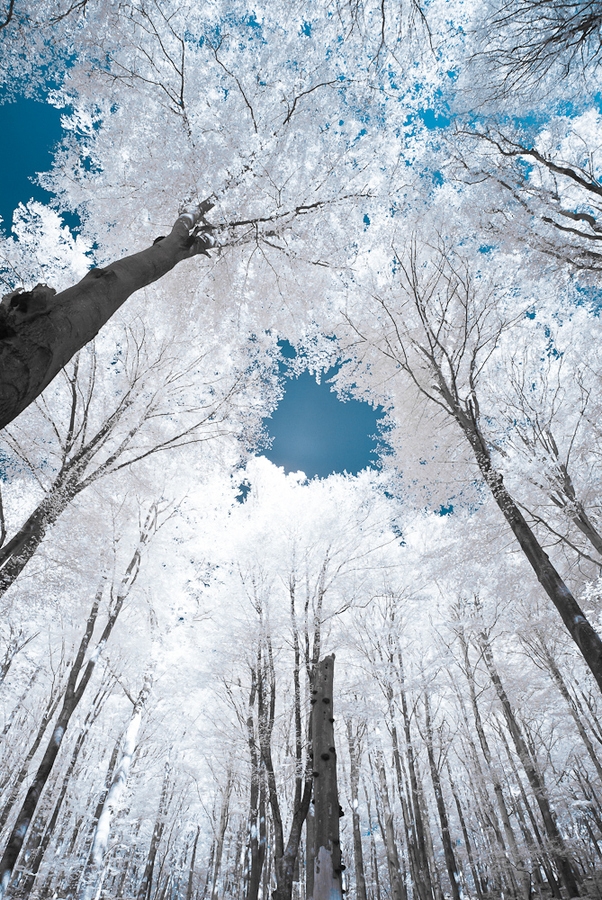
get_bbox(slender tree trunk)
[345,719,367,900]
[445,763,486,900]
[479,632,580,897]
[0,687,63,833]
[0,201,215,429]
[423,693,462,900]
[456,625,527,897]
[136,762,172,900]
[363,782,382,900]
[209,770,233,900]
[309,655,342,900]
[396,653,434,900]
[79,664,153,900]
[185,825,201,900]
[454,399,602,692]
[375,750,407,900]
[11,679,111,899]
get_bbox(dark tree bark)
[310,655,342,900]
[0,201,215,430]
[0,577,106,897]
[479,630,580,897]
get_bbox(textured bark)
[310,655,342,900]
[0,201,215,430]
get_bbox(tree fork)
[0,200,215,430]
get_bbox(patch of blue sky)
[261,342,387,479]
[572,283,602,316]
[0,98,65,232]
[300,20,312,36]
[418,108,452,130]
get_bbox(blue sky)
[0,98,384,478]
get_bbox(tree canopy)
[2,1,602,898]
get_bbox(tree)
[0,201,215,430]
[310,655,342,900]
[342,240,602,692]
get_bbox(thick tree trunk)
[309,655,342,900]
[0,201,215,430]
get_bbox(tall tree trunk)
[450,393,602,691]
[0,575,108,898]
[455,624,527,897]
[345,719,368,900]
[0,508,154,898]
[423,693,462,900]
[0,201,215,430]
[79,663,154,900]
[396,652,434,900]
[375,750,407,900]
[209,770,233,900]
[479,631,580,897]
[309,655,342,900]
[136,762,172,900]
[10,677,111,899]
[185,825,201,900]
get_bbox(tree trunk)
[209,769,233,900]
[309,655,342,900]
[345,719,367,900]
[79,664,153,900]
[423,694,462,900]
[375,750,407,900]
[136,762,172,900]
[0,576,107,898]
[11,678,111,899]
[0,201,215,429]
[186,826,201,900]
[479,631,580,897]
[454,400,602,693]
